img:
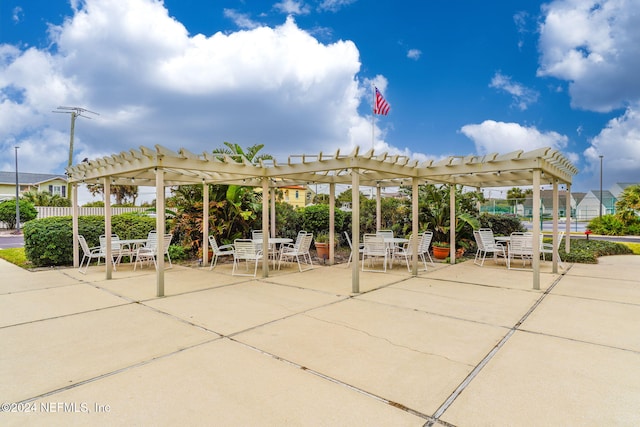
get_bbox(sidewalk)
[1,256,639,426]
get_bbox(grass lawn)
[0,247,32,269]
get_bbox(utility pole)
[53,106,99,198]
[15,146,20,233]
[599,154,604,218]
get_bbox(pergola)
[67,145,578,296]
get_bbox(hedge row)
[23,213,157,267]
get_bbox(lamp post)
[599,155,604,218]
[15,146,20,232]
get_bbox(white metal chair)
[376,229,397,260]
[208,235,234,270]
[99,234,123,270]
[474,228,506,266]
[362,234,387,272]
[541,231,565,268]
[508,232,533,270]
[232,239,263,277]
[278,232,314,272]
[78,235,104,274]
[393,233,418,272]
[344,231,364,267]
[252,229,278,268]
[419,231,435,269]
[135,232,173,270]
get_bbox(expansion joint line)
[425,267,570,426]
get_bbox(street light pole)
[15,146,20,232]
[599,155,604,218]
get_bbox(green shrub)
[478,213,525,236]
[0,199,37,229]
[587,215,625,235]
[23,214,158,267]
[167,245,188,261]
[560,239,633,264]
[302,204,346,237]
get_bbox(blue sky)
[1,0,639,201]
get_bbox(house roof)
[588,189,616,203]
[66,145,578,189]
[0,171,67,185]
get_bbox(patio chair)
[208,235,234,270]
[135,232,173,270]
[362,234,387,272]
[418,231,435,269]
[78,235,105,274]
[376,229,398,259]
[508,232,533,270]
[392,233,419,272]
[232,239,263,277]
[344,231,364,267]
[99,234,123,270]
[278,232,314,272]
[474,229,506,266]
[252,229,278,267]
[541,231,565,269]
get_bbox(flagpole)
[371,84,375,151]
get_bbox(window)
[295,190,299,199]
[49,185,66,197]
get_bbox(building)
[280,185,310,208]
[0,171,68,202]
[522,190,578,218]
[576,190,617,220]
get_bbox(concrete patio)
[1,255,639,426]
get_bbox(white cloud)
[584,105,640,184]
[2,0,413,181]
[223,9,261,29]
[489,72,539,111]
[537,0,640,112]
[407,49,421,60]
[12,7,23,23]
[460,120,569,155]
[274,0,311,15]
[317,0,356,13]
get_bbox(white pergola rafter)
[67,144,577,295]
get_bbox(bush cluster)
[559,239,633,264]
[478,213,526,236]
[0,199,37,229]
[23,213,157,267]
[587,214,640,236]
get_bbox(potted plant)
[432,241,450,259]
[314,232,330,259]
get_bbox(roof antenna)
[53,106,99,195]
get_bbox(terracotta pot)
[315,242,330,259]
[432,245,450,259]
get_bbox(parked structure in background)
[0,172,68,201]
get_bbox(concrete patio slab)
[236,298,506,415]
[521,293,640,352]
[440,331,640,427]
[5,340,423,427]
[549,274,640,305]
[0,264,80,294]
[0,284,127,328]
[567,254,640,282]
[427,259,560,291]
[360,277,541,327]
[145,281,345,335]
[1,303,217,402]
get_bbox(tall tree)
[85,183,139,205]
[615,184,640,223]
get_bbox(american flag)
[374,87,390,115]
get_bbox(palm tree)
[615,184,640,223]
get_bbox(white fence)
[35,206,148,219]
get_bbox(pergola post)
[329,183,335,265]
[202,182,209,267]
[104,177,113,280]
[552,179,559,273]
[270,186,276,238]
[411,178,419,276]
[262,179,269,278]
[156,168,166,297]
[532,170,541,290]
[565,184,571,253]
[351,169,360,293]
[449,184,456,264]
[376,185,381,231]
[72,184,79,268]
